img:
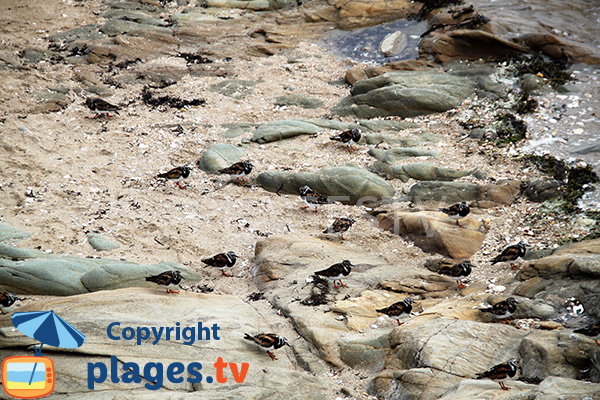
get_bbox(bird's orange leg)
[333,281,339,289]
[107,113,111,120]
[339,280,348,288]
[456,219,463,228]
[177,182,185,189]
[267,351,277,360]
[166,289,180,294]
[596,339,600,346]
[397,320,404,326]
[510,263,520,271]
[500,382,509,391]
[457,280,466,289]
[221,271,232,277]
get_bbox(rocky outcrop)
[408,180,521,207]
[375,211,486,259]
[257,165,394,205]
[0,243,201,295]
[251,120,322,143]
[0,289,329,399]
[375,162,475,182]
[332,71,475,119]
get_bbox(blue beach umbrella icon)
[11,310,85,385]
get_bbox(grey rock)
[556,84,580,93]
[468,128,486,139]
[0,243,201,295]
[0,289,329,399]
[574,142,600,154]
[369,148,440,164]
[197,143,244,174]
[101,10,170,26]
[100,19,172,36]
[520,73,551,95]
[0,223,31,243]
[19,48,59,63]
[374,162,473,183]
[257,165,394,204]
[48,24,102,43]
[339,332,392,371]
[358,119,419,132]
[408,181,480,203]
[209,79,260,98]
[333,71,475,119]
[220,123,256,138]
[274,94,324,109]
[205,0,297,10]
[523,179,563,202]
[251,120,321,144]
[379,31,408,57]
[86,233,120,251]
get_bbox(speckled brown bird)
[0,291,25,313]
[440,201,470,227]
[201,251,238,277]
[85,97,121,120]
[480,297,518,324]
[299,185,328,212]
[491,241,527,270]
[219,160,253,185]
[438,260,473,289]
[376,298,414,325]
[243,333,290,360]
[330,128,361,152]
[145,270,184,294]
[323,217,355,240]
[157,166,191,189]
[476,358,518,390]
[314,260,353,289]
[574,320,600,346]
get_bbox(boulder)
[0,243,201,295]
[0,223,31,243]
[523,179,563,202]
[379,31,407,57]
[376,211,486,259]
[374,162,474,182]
[86,233,121,251]
[368,148,440,163]
[332,71,475,119]
[251,120,321,144]
[0,289,330,399]
[274,94,324,109]
[196,143,245,174]
[257,165,394,205]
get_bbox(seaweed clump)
[495,113,527,144]
[300,275,330,306]
[513,92,539,115]
[508,54,573,88]
[523,154,599,213]
[410,0,464,21]
[141,87,206,110]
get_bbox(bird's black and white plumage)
[480,297,518,324]
[85,97,121,120]
[201,251,238,277]
[157,166,191,189]
[145,270,184,293]
[440,201,470,227]
[299,186,328,212]
[574,320,600,346]
[323,217,355,240]
[0,291,25,313]
[314,260,353,289]
[330,128,361,152]
[476,358,518,390]
[490,241,527,268]
[436,260,473,289]
[220,161,253,185]
[376,298,414,325]
[565,297,585,316]
[243,333,290,360]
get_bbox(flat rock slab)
[376,211,485,259]
[257,165,394,205]
[332,71,475,119]
[0,243,201,295]
[0,223,31,243]
[0,289,329,399]
[251,119,321,144]
[375,162,473,182]
[197,143,245,174]
[409,180,521,207]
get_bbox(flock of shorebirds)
[2,98,598,389]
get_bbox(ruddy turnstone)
[220,160,253,185]
[201,251,238,277]
[440,201,470,227]
[376,298,414,325]
[243,333,290,360]
[330,128,361,152]
[565,297,585,316]
[85,97,121,120]
[0,291,25,313]
[323,217,355,240]
[480,297,518,324]
[491,241,527,270]
[145,270,184,294]
[476,358,518,391]
[437,260,473,289]
[157,166,191,189]
[299,185,328,212]
[574,320,600,346]
[314,260,353,289]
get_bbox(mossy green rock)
[86,233,120,251]
[0,224,31,243]
[375,162,473,183]
[197,143,244,173]
[0,243,201,295]
[369,148,440,163]
[258,165,394,204]
[274,94,324,109]
[251,120,321,144]
[332,71,475,119]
